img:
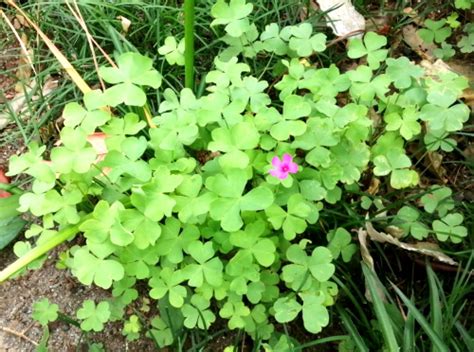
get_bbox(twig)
[0,9,37,75]
[0,326,39,346]
[65,0,106,91]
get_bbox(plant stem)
[184,0,195,90]
[0,223,81,283]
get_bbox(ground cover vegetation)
[0,0,472,350]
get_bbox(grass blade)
[362,264,399,352]
[336,304,370,352]
[402,309,415,352]
[184,0,195,90]
[426,262,443,352]
[454,321,474,351]
[392,284,449,352]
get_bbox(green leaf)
[182,294,216,329]
[240,186,274,211]
[425,71,468,108]
[158,36,185,65]
[384,106,421,140]
[432,213,467,243]
[123,315,141,341]
[301,294,329,333]
[209,121,260,152]
[418,19,452,44]
[100,52,161,88]
[32,298,59,326]
[458,33,474,53]
[392,206,429,240]
[327,228,357,262]
[420,103,469,132]
[211,0,253,37]
[385,57,424,89]
[149,267,187,308]
[273,296,301,323]
[420,186,454,217]
[76,300,111,332]
[70,248,124,289]
[308,247,335,282]
[347,32,388,69]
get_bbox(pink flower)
[269,154,298,180]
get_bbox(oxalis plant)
[1,0,470,347]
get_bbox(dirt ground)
[0,246,159,351]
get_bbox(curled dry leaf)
[363,219,458,266]
[117,15,131,34]
[402,24,437,60]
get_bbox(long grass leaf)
[392,284,449,352]
[336,304,370,352]
[402,309,415,352]
[427,263,443,352]
[5,0,91,94]
[454,321,474,351]
[362,264,399,352]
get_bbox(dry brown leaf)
[117,15,131,34]
[357,227,387,302]
[367,177,380,195]
[402,24,437,60]
[365,220,458,266]
[426,151,447,181]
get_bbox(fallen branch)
[0,326,38,346]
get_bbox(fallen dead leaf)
[117,15,131,34]
[402,24,437,60]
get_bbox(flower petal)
[288,161,298,174]
[269,168,288,180]
[282,154,293,164]
[271,156,282,168]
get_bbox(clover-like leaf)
[182,294,216,329]
[184,241,224,287]
[32,298,59,326]
[347,32,388,69]
[432,213,467,243]
[373,150,419,189]
[76,300,111,332]
[158,36,185,65]
[99,52,162,106]
[327,228,357,262]
[301,294,329,334]
[149,267,187,308]
[420,103,469,132]
[220,299,251,329]
[418,19,452,44]
[458,33,474,53]
[50,127,96,174]
[420,186,454,217]
[211,0,253,37]
[424,71,468,108]
[385,57,424,89]
[273,296,301,323]
[70,248,124,289]
[384,106,421,140]
[392,206,429,240]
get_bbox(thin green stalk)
[0,222,83,283]
[184,0,195,90]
